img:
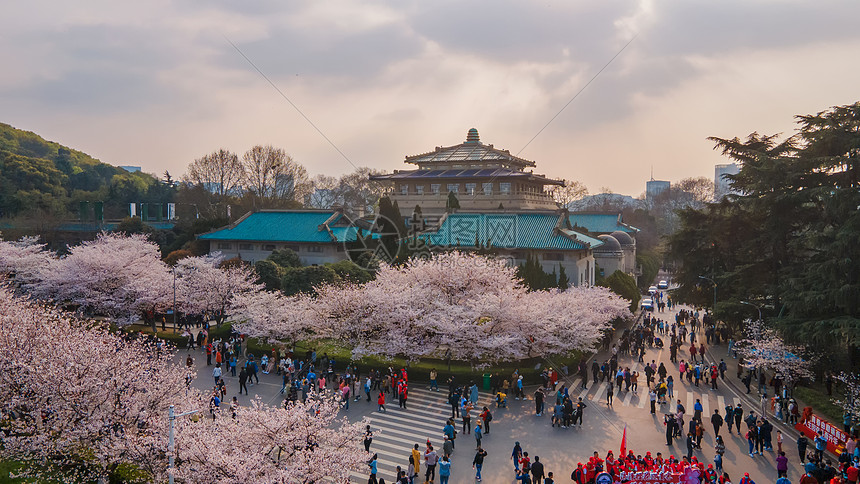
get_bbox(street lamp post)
[698,275,717,313]
[740,301,762,322]
[172,266,177,333]
[168,405,202,484]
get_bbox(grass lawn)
[794,384,844,424]
[127,322,586,386]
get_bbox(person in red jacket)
[377,392,386,412]
[570,463,585,484]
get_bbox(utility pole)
[168,405,202,484]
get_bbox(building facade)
[371,129,563,217]
[198,209,362,265]
[714,163,740,199]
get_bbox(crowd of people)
[181,304,854,484]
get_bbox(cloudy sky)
[2,1,859,196]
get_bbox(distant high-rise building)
[645,179,670,202]
[715,163,740,199]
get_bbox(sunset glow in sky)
[2,1,858,196]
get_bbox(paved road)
[178,303,807,484]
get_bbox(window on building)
[238,243,254,251]
[542,253,564,261]
[307,245,323,253]
[286,244,300,252]
[482,183,493,195]
[262,244,276,251]
[500,182,511,195]
[400,185,409,195]
[217,242,232,250]
[416,185,424,195]
[431,184,441,195]
[465,183,476,195]
[447,184,459,194]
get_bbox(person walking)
[377,391,386,412]
[480,407,492,434]
[473,446,487,482]
[724,405,734,435]
[535,388,545,416]
[238,367,249,395]
[364,425,373,452]
[747,425,758,457]
[512,441,523,471]
[531,456,545,483]
[797,432,809,464]
[443,420,456,450]
[711,409,724,436]
[606,382,614,407]
[734,405,743,434]
[714,435,725,473]
[776,451,788,478]
[474,421,483,449]
[367,453,378,484]
[686,432,696,460]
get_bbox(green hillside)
[0,123,172,220]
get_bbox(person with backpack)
[480,407,492,434]
[739,472,755,484]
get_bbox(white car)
[640,298,654,311]
[657,280,669,290]
[648,285,658,295]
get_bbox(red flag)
[620,424,627,457]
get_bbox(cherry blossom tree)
[0,284,192,482]
[173,395,366,483]
[231,289,319,344]
[29,232,173,323]
[261,252,631,362]
[735,318,814,392]
[0,284,368,483]
[175,253,261,325]
[0,233,53,285]
[833,372,860,423]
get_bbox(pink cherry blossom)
[240,252,631,362]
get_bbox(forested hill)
[0,122,171,220]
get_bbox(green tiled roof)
[421,213,603,251]
[567,213,639,234]
[199,211,359,243]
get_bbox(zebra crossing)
[561,373,744,413]
[350,386,493,483]
[349,372,746,482]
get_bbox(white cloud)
[1,0,859,196]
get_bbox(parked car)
[640,298,654,311]
[657,280,669,289]
[648,285,658,295]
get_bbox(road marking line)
[591,382,607,402]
